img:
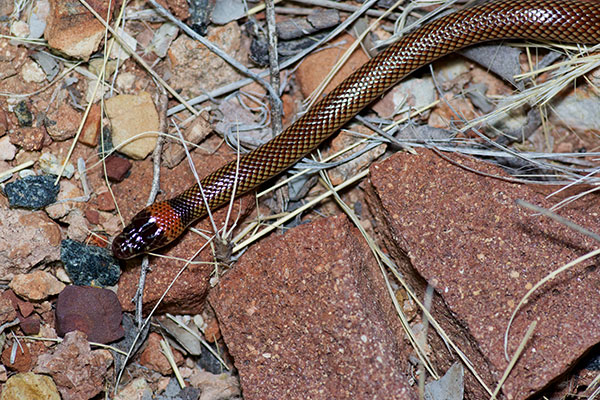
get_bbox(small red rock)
[139,332,184,375]
[79,103,101,147]
[1,342,32,372]
[8,126,46,151]
[19,315,41,336]
[104,154,132,182]
[95,191,115,212]
[18,301,34,318]
[84,208,100,225]
[55,285,124,344]
[0,295,17,325]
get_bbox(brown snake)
[112,0,600,259]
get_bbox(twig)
[264,0,283,136]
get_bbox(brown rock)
[9,271,65,301]
[428,93,477,129]
[79,103,101,147]
[365,150,600,399]
[18,301,34,318]
[188,369,240,399]
[34,331,113,400]
[139,332,184,375]
[209,215,416,400]
[295,33,369,99]
[0,209,61,281]
[45,0,116,60]
[104,154,131,182]
[106,91,159,160]
[85,208,100,225]
[19,315,41,336]
[2,341,33,372]
[0,294,16,325]
[45,103,80,141]
[116,136,254,314]
[8,126,46,151]
[55,285,124,344]
[95,191,115,211]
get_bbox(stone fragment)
[106,91,159,159]
[365,150,600,399]
[4,175,59,209]
[60,239,120,286]
[0,0,14,17]
[104,154,131,182]
[21,60,46,83]
[55,285,124,344]
[168,22,245,99]
[209,215,415,400]
[9,271,65,301]
[139,332,184,375]
[114,377,153,400]
[34,331,113,400]
[45,179,83,219]
[276,9,340,40]
[95,191,115,211]
[13,100,33,127]
[0,207,61,279]
[85,208,100,225]
[63,209,89,242]
[0,294,17,325]
[39,152,75,179]
[188,369,241,400]
[1,341,32,372]
[295,33,369,99]
[0,135,17,160]
[20,315,41,335]
[45,103,80,141]
[8,126,46,151]
[44,0,114,60]
[0,372,60,400]
[428,93,477,129]
[79,103,101,146]
[18,301,34,318]
[372,75,435,119]
[163,115,212,168]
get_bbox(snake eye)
[112,210,164,259]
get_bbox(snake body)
[112,0,600,259]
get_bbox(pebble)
[114,377,153,400]
[60,239,120,286]
[104,154,131,182]
[0,107,8,135]
[1,341,32,372]
[139,332,184,375]
[13,100,33,127]
[55,285,124,344]
[0,136,17,161]
[45,179,83,220]
[21,60,46,83]
[0,372,60,400]
[34,331,113,400]
[38,152,75,179]
[106,91,159,160]
[8,126,46,151]
[45,103,80,141]
[9,270,65,301]
[78,103,101,147]
[44,0,113,60]
[3,175,59,209]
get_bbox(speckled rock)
[4,175,59,209]
[209,215,416,400]
[0,372,60,400]
[60,239,120,286]
[55,285,124,344]
[365,150,600,400]
[34,331,113,400]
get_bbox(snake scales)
[112,0,600,259]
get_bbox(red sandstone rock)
[209,215,416,400]
[139,332,184,375]
[365,150,600,399]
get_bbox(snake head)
[112,207,170,260]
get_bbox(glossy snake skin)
[112,0,600,259]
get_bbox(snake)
[112,0,600,259]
